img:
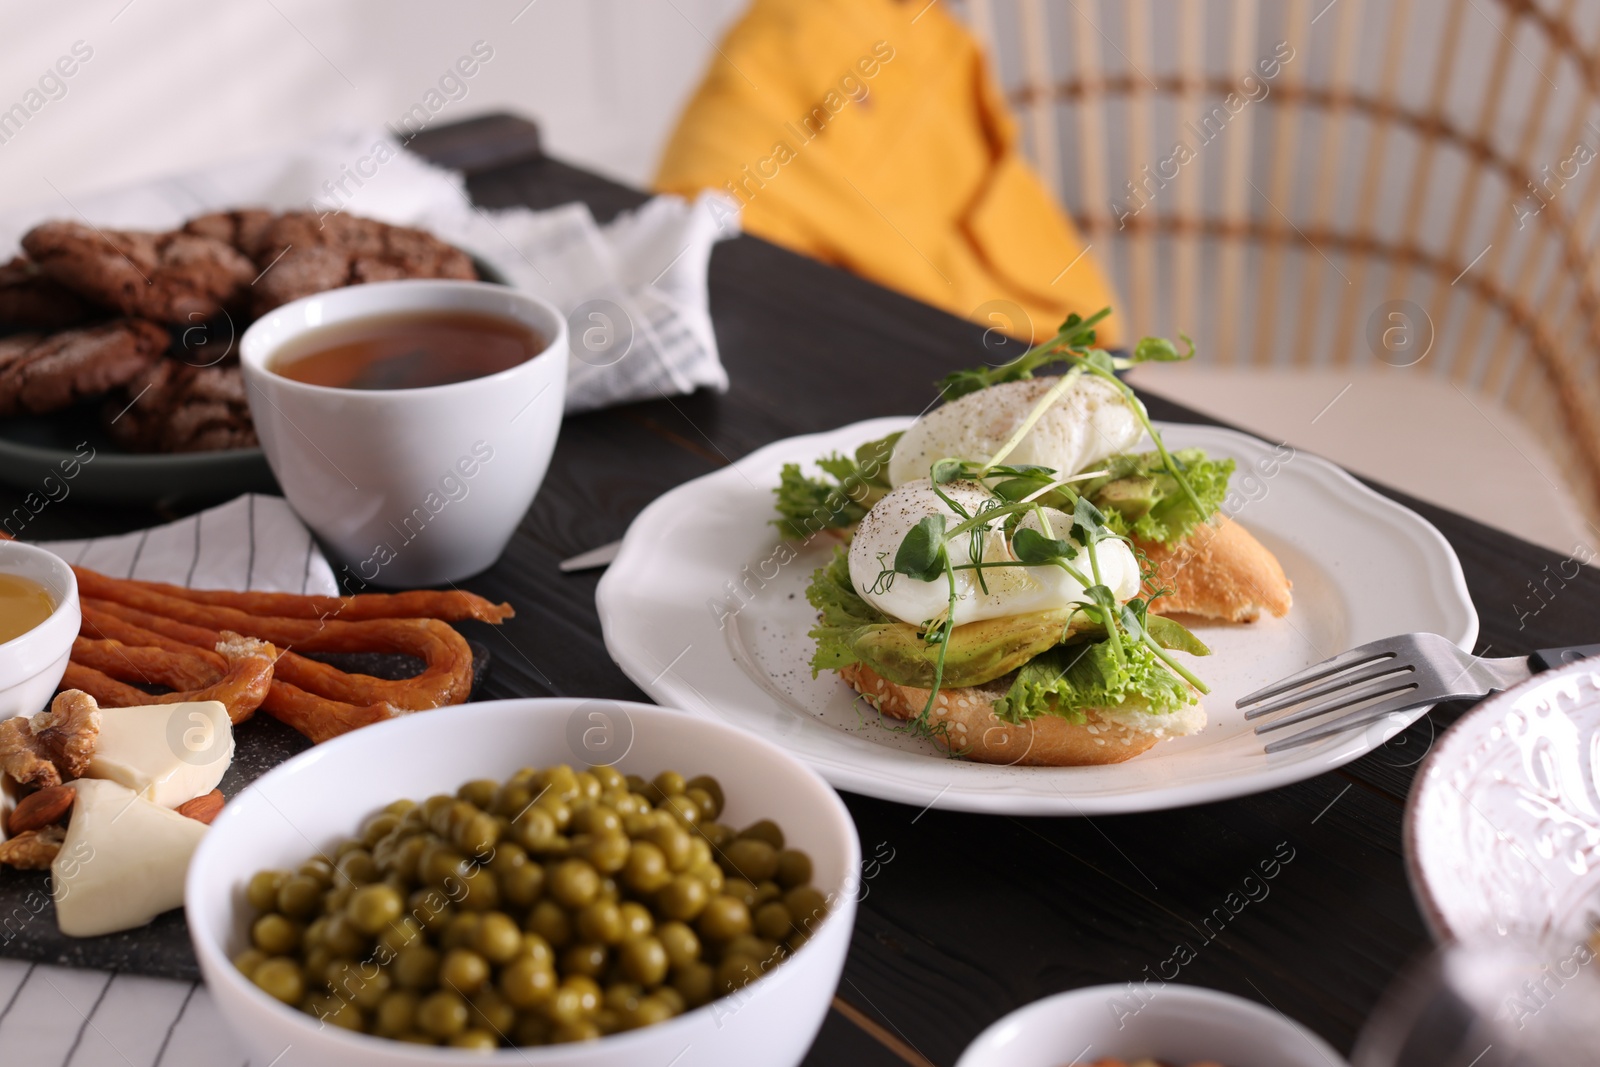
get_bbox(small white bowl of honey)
[0,541,79,720]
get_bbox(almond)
[177,789,223,825]
[7,783,75,835]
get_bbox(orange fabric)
[654,0,1122,345]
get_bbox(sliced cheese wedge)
[85,700,233,809]
[52,778,207,937]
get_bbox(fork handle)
[1530,644,1600,672]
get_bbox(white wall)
[0,0,747,213]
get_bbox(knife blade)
[558,539,622,573]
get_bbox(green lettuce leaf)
[772,432,900,540]
[1082,448,1235,545]
[804,547,888,675]
[992,637,1194,725]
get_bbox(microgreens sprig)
[937,308,1114,401]
[937,308,1206,520]
[1076,352,1207,521]
[1071,498,1125,668]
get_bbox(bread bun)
[1140,516,1292,623]
[839,662,1205,767]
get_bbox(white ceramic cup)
[0,540,80,720]
[240,280,568,587]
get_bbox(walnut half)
[0,824,65,869]
[0,690,101,789]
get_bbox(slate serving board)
[0,644,490,982]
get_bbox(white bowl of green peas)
[187,698,861,1066]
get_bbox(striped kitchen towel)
[0,495,336,1066]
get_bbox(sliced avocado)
[1090,475,1159,522]
[1145,614,1210,656]
[851,609,1078,689]
[1070,613,1211,657]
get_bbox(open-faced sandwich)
[772,309,1292,767]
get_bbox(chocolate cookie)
[183,209,278,260]
[21,220,257,324]
[103,358,257,453]
[0,256,99,331]
[0,319,168,416]
[250,211,476,314]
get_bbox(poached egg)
[888,375,1143,487]
[848,480,1142,626]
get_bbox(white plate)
[597,419,1478,814]
[1406,656,1600,944]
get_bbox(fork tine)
[1235,637,1406,708]
[1264,693,1435,752]
[1252,676,1420,734]
[1241,660,1415,720]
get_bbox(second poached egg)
[848,480,1142,627]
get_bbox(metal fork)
[1235,634,1600,752]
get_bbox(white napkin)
[0,131,738,414]
[41,493,335,593]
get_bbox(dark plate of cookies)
[0,208,493,505]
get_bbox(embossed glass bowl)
[1405,656,1600,944]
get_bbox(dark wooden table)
[6,113,1596,1066]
